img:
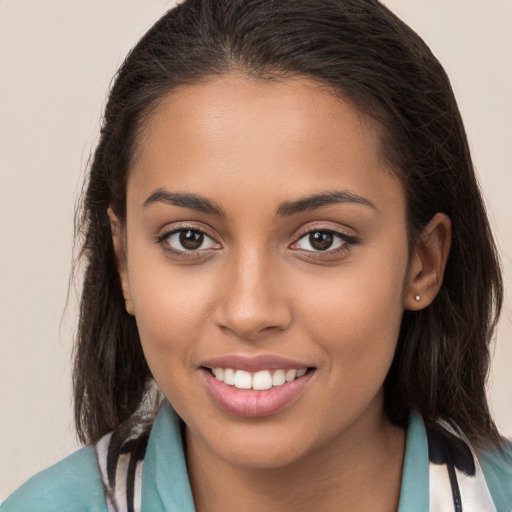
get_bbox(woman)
[2,0,511,510]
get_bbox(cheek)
[129,270,218,412]
[126,247,218,374]
[299,247,408,389]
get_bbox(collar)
[140,403,497,511]
[397,410,429,511]
[141,401,195,511]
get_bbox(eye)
[160,228,220,253]
[292,229,357,253]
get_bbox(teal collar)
[141,401,195,511]
[142,403,430,511]
[397,411,429,512]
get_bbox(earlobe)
[107,207,134,316]
[404,213,452,311]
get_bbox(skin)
[110,73,451,512]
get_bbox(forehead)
[128,73,404,213]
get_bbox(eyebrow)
[143,188,377,217]
[143,189,225,216]
[275,190,377,217]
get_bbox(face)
[115,73,415,469]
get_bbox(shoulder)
[0,445,108,512]
[480,440,512,510]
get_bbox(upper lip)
[199,354,313,372]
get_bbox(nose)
[213,249,292,341]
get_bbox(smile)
[209,367,308,390]
[201,363,315,417]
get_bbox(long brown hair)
[73,0,503,448]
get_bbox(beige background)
[0,0,511,501]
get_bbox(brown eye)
[180,230,204,250]
[292,228,356,254]
[309,231,334,251]
[162,228,220,253]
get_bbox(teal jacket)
[2,402,511,511]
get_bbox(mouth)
[199,359,316,417]
[203,366,312,390]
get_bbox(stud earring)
[414,294,421,302]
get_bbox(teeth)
[234,370,252,389]
[210,367,309,389]
[272,369,286,386]
[224,368,235,385]
[285,369,297,382]
[252,370,272,390]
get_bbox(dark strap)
[426,419,495,512]
[95,429,149,512]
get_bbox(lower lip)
[201,369,315,417]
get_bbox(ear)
[404,213,452,311]
[107,207,134,316]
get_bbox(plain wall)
[1,0,511,501]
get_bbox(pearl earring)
[414,294,421,302]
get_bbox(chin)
[218,441,309,470]
[194,418,318,470]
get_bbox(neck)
[186,407,406,512]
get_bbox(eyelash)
[156,225,358,260]
[156,225,220,260]
[290,226,358,259]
